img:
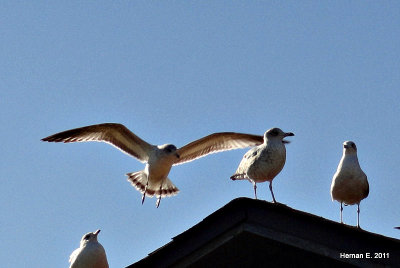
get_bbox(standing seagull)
[42,123,264,207]
[69,229,108,268]
[330,141,369,228]
[230,128,294,203]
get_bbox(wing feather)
[41,123,153,162]
[175,132,263,165]
[364,176,369,198]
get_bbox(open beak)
[283,132,294,144]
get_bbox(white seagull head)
[157,144,180,159]
[263,128,295,144]
[80,229,101,247]
[343,141,357,154]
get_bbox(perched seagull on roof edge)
[330,141,369,228]
[69,229,108,268]
[230,128,294,203]
[42,123,264,207]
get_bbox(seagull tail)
[127,171,148,194]
[126,171,179,198]
[230,173,247,181]
[156,177,180,198]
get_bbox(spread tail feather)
[127,171,179,197]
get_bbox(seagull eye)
[84,234,91,240]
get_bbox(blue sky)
[1,1,399,267]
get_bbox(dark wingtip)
[41,135,69,143]
[41,134,57,142]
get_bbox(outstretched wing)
[175,132,263,165]
[41,123,153,162]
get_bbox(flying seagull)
[330,141,369,228]
[69,229,108,268]
[230,128,294,203]
[42,123,264,207]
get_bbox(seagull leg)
[340,202,343,223]
[156,183,163,208]
[141,192,146,204]
[156,197,161,208]
[141,181,149,205]
[253,182,257,199]
[357,203,361,228]
[269,181,276,203]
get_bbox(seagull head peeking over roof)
[69,229,108,268]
